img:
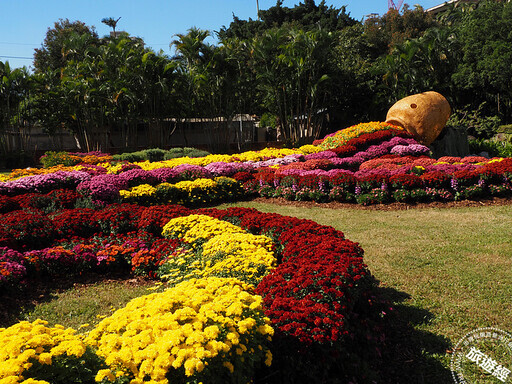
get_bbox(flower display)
[0,195,20,214]
[117,168,159,187]
[136,204,191,235]
[0,319,105,384]
[77,174,128,203]
[0,116,511,383]
[0,247,27,288]
[0,201,393,382]
[0,209,55,249]
[0,171,91,196]
[162,214,246,248]
[86,277,273,384]
[319,122,405,150]
[160,215,276,286]
[390,144,431,156]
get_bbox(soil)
[251,196,512,211]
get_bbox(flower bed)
[3,119,511,206]
[87,277,274,384]
[243,158,512,204]
[0,203,384,383]
[1,119,512,382]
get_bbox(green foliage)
[163,147,210,160]
[497,125,512,135]
[250,26,338,142]
[218,0,356,40]
[259,112,277,129]
[33,19,99,74]
[154,183,186,204]
[379,27,458,102]
[183,147,210,158]
[143,148,166,162]
[447,103,501,139]
[450,0,512,121]
[7,1,512,152]
[112,152,145,162]
[112,147,210,163]
[40,151,80,168]
[0,61,32,154]
[364,5,437,54]
[355,189,390,205]
[468,137,512,158]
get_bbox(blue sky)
[1,0,443,70]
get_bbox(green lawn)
[219,201,512,381]
[11,201,512,382]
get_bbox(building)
[425,0,481,15]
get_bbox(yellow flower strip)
[174,179,217,193]
[160,215,276,286]
[0,319,86,383]
[119,178,241,205]
[119,184,157,199]
[201,232,276,284]
[133,146,320,172]
[162,214,245,248]
[85,277,274,383]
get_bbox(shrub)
[40,151,80,168]
[389,174,423,190]
[420,171,451,189]
[112,151,145,162]
[356,189,390,205]
[183,147,210,158]
[131,238,180,277]
[143,148,166,162]
[164,147,211,160]
[469,137,512,158]
[137,204,191,235]
[77,174,128,203]
[0,247,27,289]
[50,208,99,239]
[117,169,159,188]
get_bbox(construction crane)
[388,0,405,11]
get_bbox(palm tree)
[0,61,32,152]
[250,26,336,143]
[101,17,122,37]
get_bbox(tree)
[218,0,356,40]
[331,24,384,124]
[364,5,436,55]
[0,61,32,152]
[101,17,122,36]
[451,0,512,123]
[250,26,339,143]
[379,27,459,104]
[33,19,99,73]
[172,28,241,152]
